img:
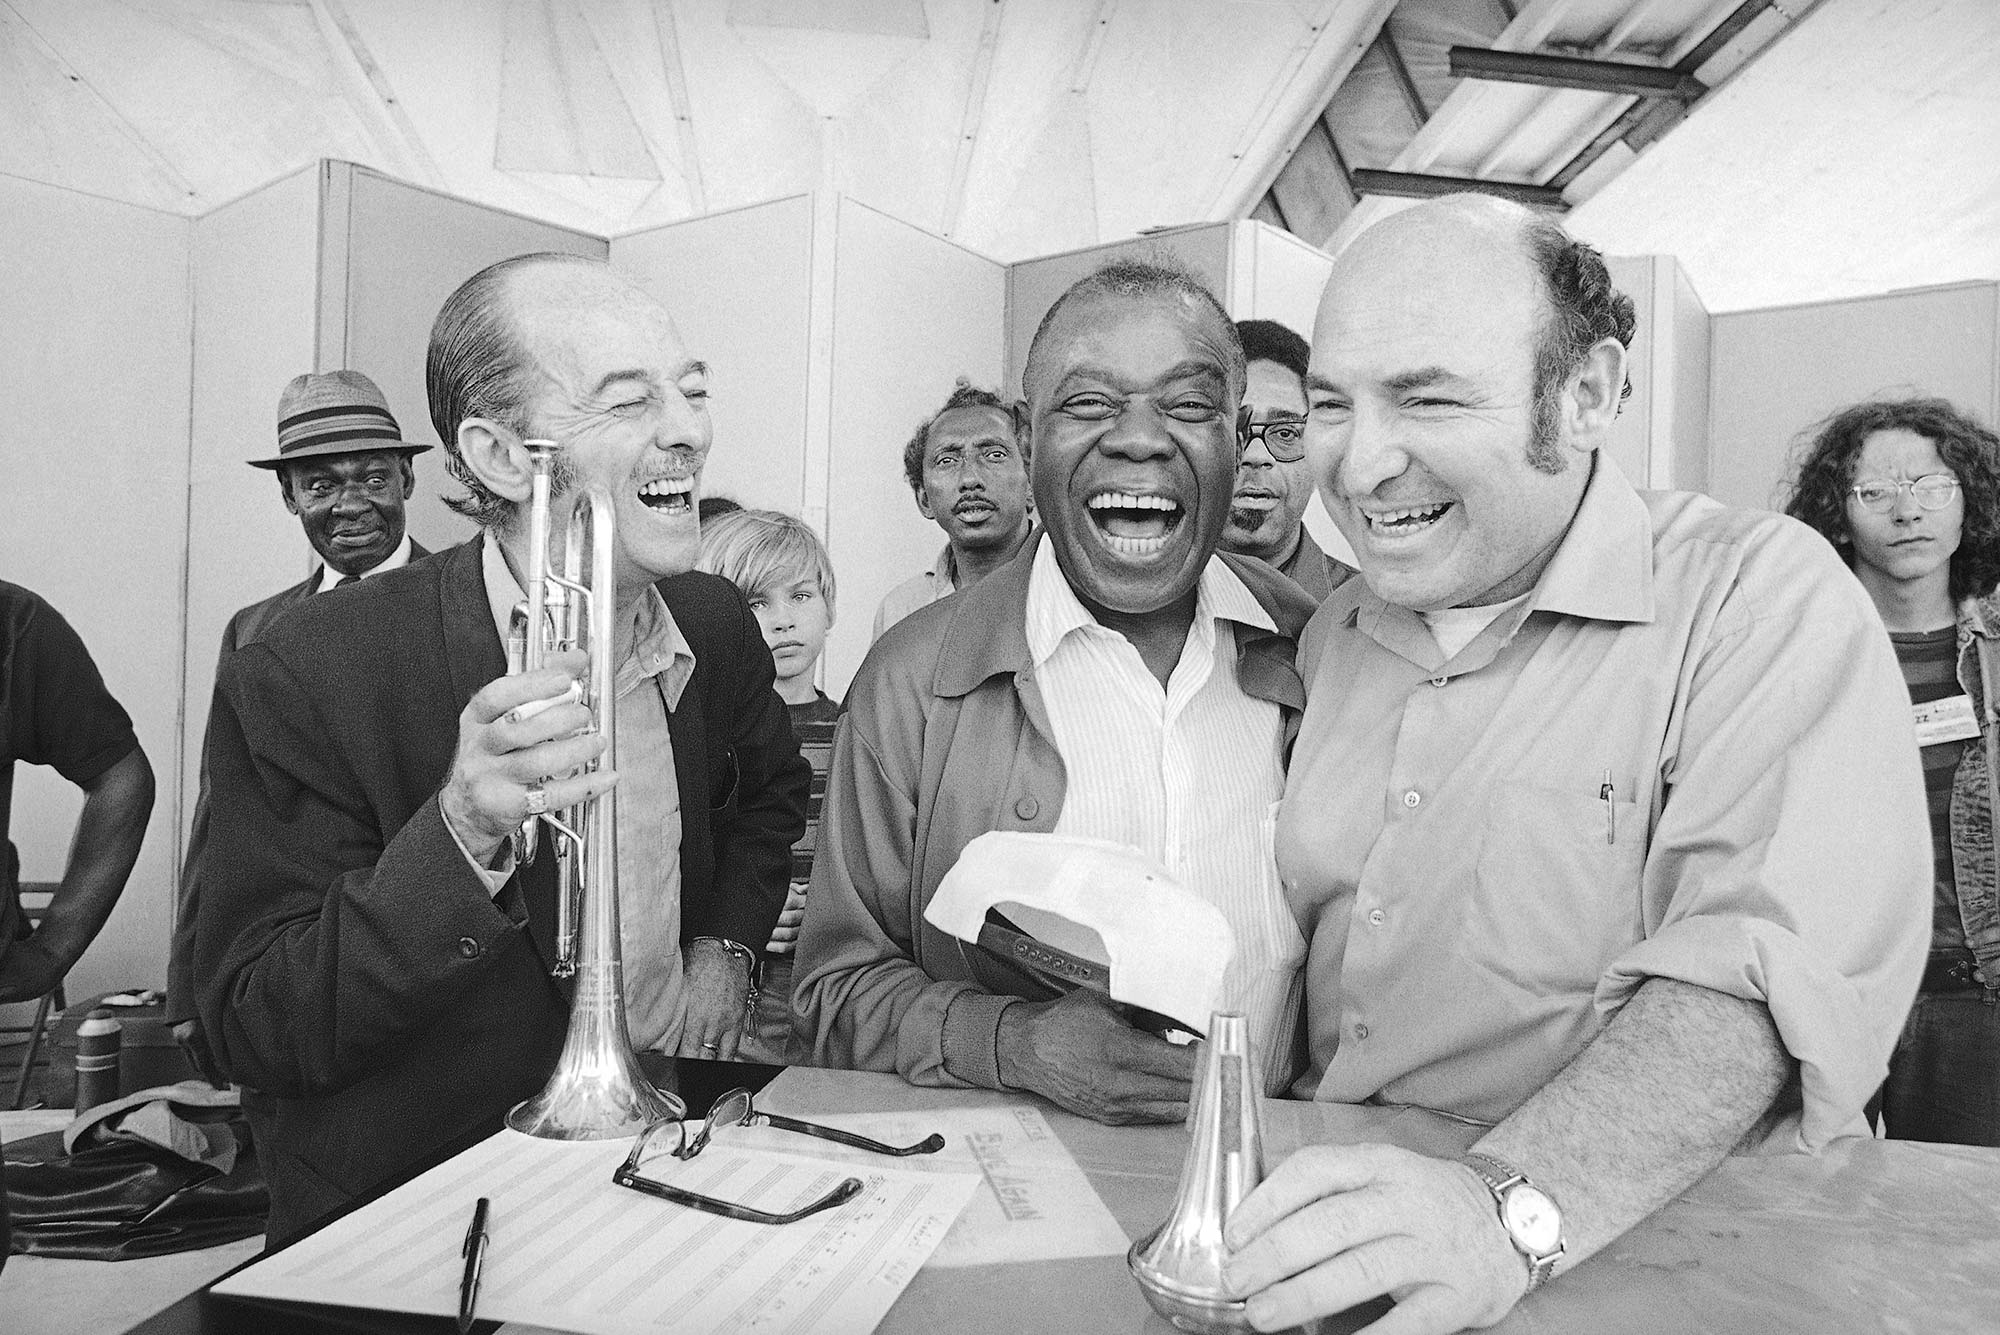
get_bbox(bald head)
[1305,195,1633,612]
[1318,196,1633,471]
[427,253,668,526]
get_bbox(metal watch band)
[1459,1152,1565,1293]
[692,936,762,1010]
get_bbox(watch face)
[1501,1184,1562,1256]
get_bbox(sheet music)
[720,1104,1131,1268]
[213,1129,979,1335]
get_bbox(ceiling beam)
[1206,0,1400,223]
[1350,168,1568,211]
[306,0,444,188]
[1544,0,1779,192]
[1447,46,1707,101]
[938,0,1006,239]
[1376,25,1428,126]
[648,1,705,213]
[1,0,199,207]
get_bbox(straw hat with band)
[249,369,432,470]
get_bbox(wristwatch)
[692,937,762,1011]
[1459,1152,1566,1293]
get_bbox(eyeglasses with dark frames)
[674,1087,946,1161]
[1241,418,1308,463]
[1850,475,1960,512]
[613,1118,864,1225]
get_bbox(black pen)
[458,1196,490,1334]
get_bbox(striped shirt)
[1025,542,1304,1088]
[786,693,842,885]
[1890,626,1979,951]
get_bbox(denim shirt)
[1952,592,2000,984]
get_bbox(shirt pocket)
[1470,782,1645,997]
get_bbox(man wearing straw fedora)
[230,369,436,646]
[167,371,432,1073]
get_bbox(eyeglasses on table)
[676,1087,946,1161]
[614,1117,864,1224]
[611,1090,942,1225]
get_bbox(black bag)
[4,1083,267,1260]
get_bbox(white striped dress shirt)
[1025,542,1304,1089]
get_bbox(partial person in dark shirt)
[0,580,154,1004]
[1220,319,1354,602]
[697,508,843,1063]
[1785,396,2000,1146]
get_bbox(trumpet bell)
[1128,1012,1264,1333]
[507,961,684,1138]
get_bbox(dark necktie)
[330,574,358,592]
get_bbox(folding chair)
[5,883,67,1110]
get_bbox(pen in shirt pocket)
[1600,770,1616,845]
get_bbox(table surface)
[13,1068,1997,1335]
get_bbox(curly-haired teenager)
[1785,396,2000,1146]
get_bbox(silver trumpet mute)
[1129,1012,1264,1333]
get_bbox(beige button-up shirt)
[478,533,696,1051]
[1278,458,1930,1148]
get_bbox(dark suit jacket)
[169,543,431,1028]
[194,539,808,1245]
[218,542,434,661]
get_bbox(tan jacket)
[793,533,1316,1089]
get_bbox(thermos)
[74,1007,123,1114]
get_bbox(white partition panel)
[1231,220,1334,335]
[824,198,1007,698]
[183,168,322,871]
[0,176,191,998]
[1709,282,2000,512]
[612,197,814,514]
[1004,223,1234,397]
[325,164,608,555]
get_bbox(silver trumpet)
[1128,1012,1265,1332]
[505,438,684,1140]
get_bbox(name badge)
[1914,694,1981,746]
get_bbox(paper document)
[725,1104,1130,1268]
[213,1128,979,1335]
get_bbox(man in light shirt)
[870,380,1035,640]
[194,254,807,1244]
[797,261,1317,1124]
[1220,196,1929,1333]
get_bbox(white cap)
[923,831,1235,1034]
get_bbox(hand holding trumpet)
[441,648,615,867]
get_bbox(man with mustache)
[1220,196,1928,1334]
[1220,319,1354,602]
[870,380,1036,640]
[798,262,1316,1123]
[194,254,807,1243]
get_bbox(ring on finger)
[700,1041,720,1052]
[524,784,549,817]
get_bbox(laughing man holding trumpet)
[193,253,809,1246]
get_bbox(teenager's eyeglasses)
[1850,475,1960,512]
[674,1087,945,1161]
[1242,418,1308,463]
[613,1118,864,1225]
